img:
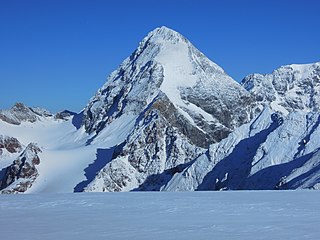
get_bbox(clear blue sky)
[1,0,319,113]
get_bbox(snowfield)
[0,191,319,240]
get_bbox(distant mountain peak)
[0,103,53,125]
[283,61,320,71]
[12,102,28,111]
[150,26,178,35]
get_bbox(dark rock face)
[181,87,256,129]
[0,135,23,155]
[55,110,76,120]
[84,103,204,192]
[151,95,219,148]
[0,143,41,193]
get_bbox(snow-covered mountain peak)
[83,27,256,147]
[142,26,188,45]
[128,26,227,81]
[273,62,320,82]
[285,61,320,71]
[78,27,258,192]
[0,103,53,125]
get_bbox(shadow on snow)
[74,147,115,192]
[245,148,320,189]
[196,113,282,191]
[72,111,84,130]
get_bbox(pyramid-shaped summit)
[83,26,256,145]
[142,26,188,43]
[82,26,257,192]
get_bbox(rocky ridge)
[0,103,52,125]
[0,135,23,157]
[241,62,320,114]
[163,62,320,191]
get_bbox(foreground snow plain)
[0,191,319,240]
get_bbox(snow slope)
[162,62,320,192]
[0,116,92,192]
[0,112,136,193]
[0,191,319,240]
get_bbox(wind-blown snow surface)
[0,191,319,240]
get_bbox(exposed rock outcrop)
[0,135,23,156]
[55,110,76,121]
[0,143,41,193]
